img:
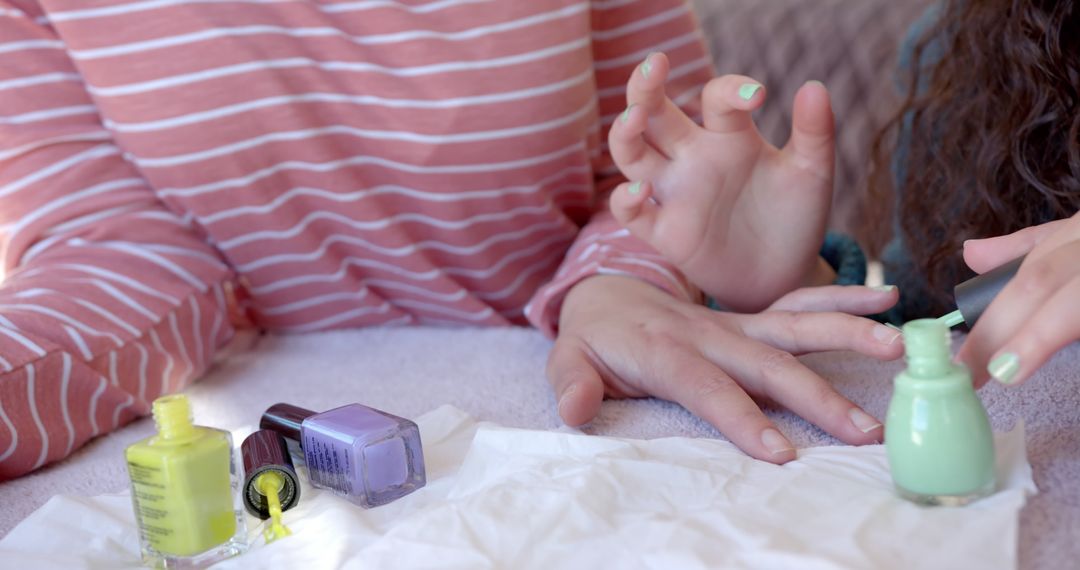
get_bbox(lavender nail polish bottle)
[261,403,426,508]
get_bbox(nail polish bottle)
[242,430,301,543]
[885,319,996,506]
[261,403,426,508]
[125,395,247,567]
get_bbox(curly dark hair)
[866,0,1080,315]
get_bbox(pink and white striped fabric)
[0,0,711,479]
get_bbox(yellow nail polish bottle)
[125,395,247,568]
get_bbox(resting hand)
[548,275,903,463]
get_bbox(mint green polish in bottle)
[885,319,996,506]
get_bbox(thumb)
[963,219,1068,274]
[544,337,605,427]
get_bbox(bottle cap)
[241,429,301,519]
[953,256,1024,327]
[260,403,317,443]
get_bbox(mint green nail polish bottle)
[885,319,996,506]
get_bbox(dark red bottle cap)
[241,429,301,519]
[260,403,317,443]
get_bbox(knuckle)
[688,375,737,403]
[1018,260,1062,295]
[685,313,725,339]
[757,349,799,378]
[768,310,805,348]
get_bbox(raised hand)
[607,52,837,311]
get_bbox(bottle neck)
[902,319,954,380]
[906,355,955,379]
[152,395,196,440]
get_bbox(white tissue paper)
[0,405,1036,570]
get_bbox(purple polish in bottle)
[261,403,425,508]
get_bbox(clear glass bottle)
[885,319,996,506]
[125,395,247,567]
[261,403,426,508]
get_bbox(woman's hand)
[548,275,903,463]
[960,212,1080,386]
[606,52,837,311]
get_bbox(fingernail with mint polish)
[620,103,635,123]
[640,55,653,78]
[871,285,896,293]
[761,428,794,455]
[627,181,642,195]
[739,83,761,101]
[848,408,882,434]
[989,353,1021,384]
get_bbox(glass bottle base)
[895,480,996,507]
[140,536,247,569]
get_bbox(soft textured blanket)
[1,327,1076,569]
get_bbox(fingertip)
[863,285,901,313]
[610,181,660,239]
[558,379,603,427]
[798,79,830,100]
[757,427,797,464]
[866,322,904,360]
[987,351,1023,386]
[610,181,645,220]
[625,179,651,200]
[737,82,764,105]
[704,75,767,109]
[639,51,670,81]
[611,103,646,137]
[627,52,671,112]
[844,408,884,445]
[962,239,995,274]
[792,80,834,136]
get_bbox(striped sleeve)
[525,0,712,336]
[0,4,234,480]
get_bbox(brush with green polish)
[936,257,1025,329]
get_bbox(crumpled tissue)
[0,405,1035,569]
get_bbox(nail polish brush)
[241,430,301,543]
[936,256,1024,328]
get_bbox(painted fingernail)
[761,428,794,455]
[640,54,653,78]
[620,103,635,123]
[805,79,825,88]
[848,408,882,434]
[989,352,1021,384]
[627,181,642,195]
[874,324,903,345]
[738,83,761,101]
[871,285,896,293]
[557,384,578,414]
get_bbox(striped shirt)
[0,0,711,479]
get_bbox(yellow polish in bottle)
[125,395,247,567]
